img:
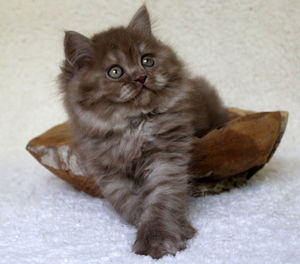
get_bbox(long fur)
[58,5,228,259]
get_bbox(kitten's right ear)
[128,5,152,36]
[64,31,94,69]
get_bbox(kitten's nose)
[135,75,147,84]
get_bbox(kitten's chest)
[111,114,156,162]
[119,114,151,152]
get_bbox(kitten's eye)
[141,55,155,67]
[107,65,124,79]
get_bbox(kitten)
[59,5,228,259]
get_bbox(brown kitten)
[59,5,228,259]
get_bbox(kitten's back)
[188,77,229,137]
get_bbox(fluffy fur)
[59,5,228,259]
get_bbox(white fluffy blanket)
[0,0,299,263]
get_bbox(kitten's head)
[60,5,185,114]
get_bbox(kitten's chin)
[114,85,157,107]
[117,86,153,106]
[135,88,152,106]
[114,87,143,103]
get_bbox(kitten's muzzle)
[135,75,147,84]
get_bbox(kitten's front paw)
[132,223,187,259]
[181,219,197,240]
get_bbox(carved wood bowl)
[26,108,288,197]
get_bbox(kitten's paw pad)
[133,225,186,259]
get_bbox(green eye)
[107,65,124,79]
[141,55,155,67]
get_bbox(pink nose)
[135,75,147,84]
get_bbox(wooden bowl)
[26,108,288,197]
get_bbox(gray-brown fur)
[59,5,228,259]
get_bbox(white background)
[0,0,299,263]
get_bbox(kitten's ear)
[64,31,94,69]
[128,5,152,36]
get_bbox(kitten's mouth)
[142,85,156,94]
[130,87,144,101]
[127,85,155,103]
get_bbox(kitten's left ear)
[128,5,152,36]
[64,31,94,69]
